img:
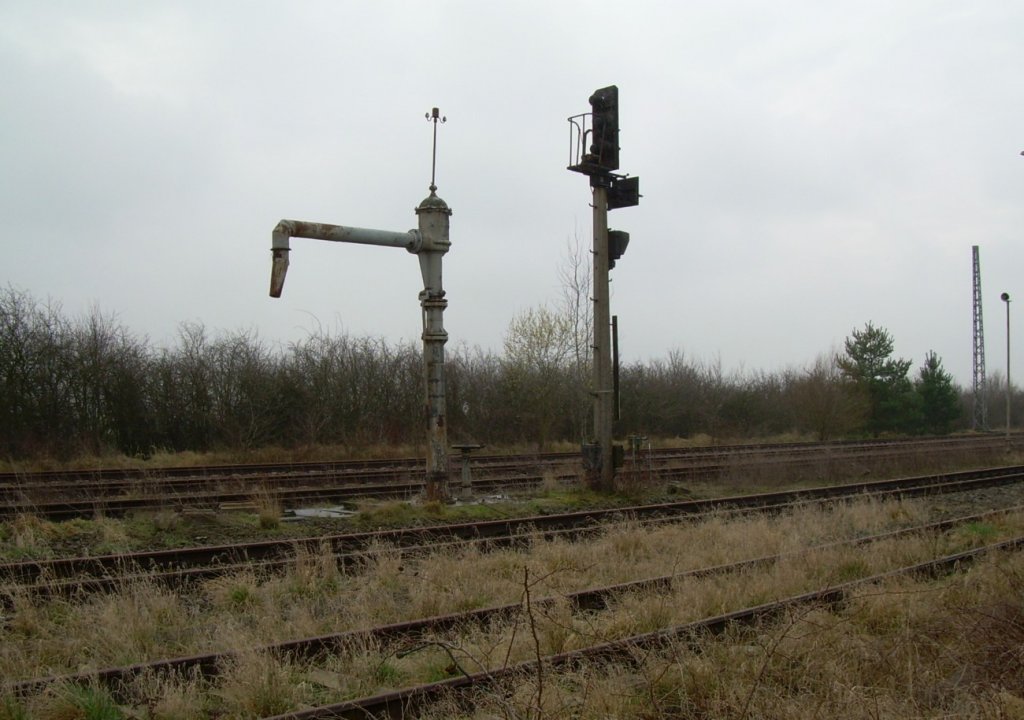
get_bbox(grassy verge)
[437,550,1024,719]
[0,485,645,561]
[3,495,1024,717]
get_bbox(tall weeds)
[4,496,1024,716]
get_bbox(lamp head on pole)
[1002,292,1011,303]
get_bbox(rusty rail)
[3,465,1024,603]
[1,434,1019,520]
[4,508,1019,700]
[265,536,1024,719]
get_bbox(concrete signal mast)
[567,86,641,490]
[268,110,453,500]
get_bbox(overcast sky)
[2,1,1022,388]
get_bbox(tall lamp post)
[1001,292,1011,443]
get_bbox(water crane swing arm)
[269,220,423,298]
[265,105,453,503]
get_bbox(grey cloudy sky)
[2,1,1021,387]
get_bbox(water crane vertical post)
[268,109,453,501]
[419,107,451,500]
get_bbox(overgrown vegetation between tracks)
[3,441,1019,561]
[0,485,625,561]
[415,552,1024,719]
[3,494,1024,717]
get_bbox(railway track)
[0,434,1018,520]
[3,433,1016,487]
[4,441,1020,717]
[4,464,1023,603]
[270,537,1024,720]
[6,506,1021,710]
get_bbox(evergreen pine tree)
[914,351,961,434]
[836,322,914,435]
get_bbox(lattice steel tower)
[972,245,988,430]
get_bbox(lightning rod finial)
[426,107,447,193]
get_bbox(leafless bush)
[1,286,993,469]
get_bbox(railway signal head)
[608,229,629,269]
[588,85,619,172]
[607,175,640,210]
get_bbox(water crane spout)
[269,228,291,298]
[269,249,289,298]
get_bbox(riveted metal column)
[416,192,452,501]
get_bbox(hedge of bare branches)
[0,287,1014,461]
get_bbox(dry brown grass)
[438,551,1024,719]
[252,488,282,529]
[0,514,139,561]
[0,442,425,475]
[4,496,1024,717]
[212,650,304,716]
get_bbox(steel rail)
[1,437,1019,521]
[0,474,556,521]
[3,465,1023,600]
[2,433,1014,493]
[264,535,1024,720]
[6,506,1020,701]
